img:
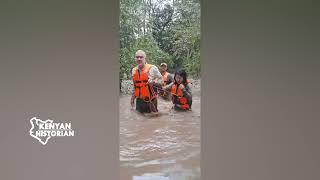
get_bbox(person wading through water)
[163,69,192,111]
[158,62,174,100]
[130,50,163,114]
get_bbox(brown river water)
[119,85,201,180]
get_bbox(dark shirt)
[167,73,174,85]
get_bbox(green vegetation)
[120,0,201,81]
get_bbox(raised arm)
[163,81,174,91]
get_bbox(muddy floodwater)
[120,84,201,180]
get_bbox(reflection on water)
[120,87,200,180]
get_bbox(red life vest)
[133,64,153,100]
[171,84,190,110]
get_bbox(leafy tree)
[120,0,201,91]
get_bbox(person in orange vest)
[164,69,192,111]
[130,50,163,114]
[158,62,174,100]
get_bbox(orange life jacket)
[162,72,170,85]
[159,72,170,97]
[171,83,190,110]
[133,64,153,100]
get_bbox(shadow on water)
[120,85,201,180]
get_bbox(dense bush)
[120,0,201,88]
